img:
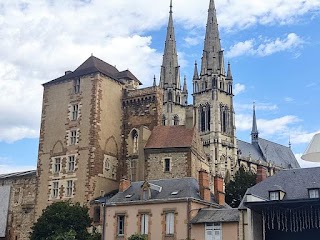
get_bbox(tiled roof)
[246,167,320,201]
[0,170,36,179]
[191,208,239,223]
[0,186,10,237]
[103,178,217,204]
[44,56,140,85]
[145,126,195,149]
[237,138,300,169]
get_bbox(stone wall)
[0,172,36,240]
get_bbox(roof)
[145,126,195,149]
[237,138,300,169]
[246,167,320,201]
[103,178,217,205]
[0,170,36,180]
[44,55,140,85]
[0,186,11,237]
[191,208,239,224]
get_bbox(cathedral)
[33,0,299,218]
[0,0,300,239]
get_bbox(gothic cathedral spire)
[160,0,180,92]
[201,0,224,76]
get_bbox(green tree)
[30,201,100,240]
[225,167,257,208]
[128,233,148,240]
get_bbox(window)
[74,78,80,94]
[164,158,171,172]
[269,191,280,201]
[205,223,221,240]
[162,115,166,126]
[72,104,79,120]
[173,115,179,125]
[165,212,174,235]
[54,158,61,173]
[66,180,73,197]
[130,160,137,182]
[309,189,319,198]
[52,181,59,198]
[70,130,77,145]
[140,214,149,235]
[117,215,125,236]
[93,206,101,223]
[68,156,75,172]
[132,130,138,154]
[168,91,172,102]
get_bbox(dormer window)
[309,189,320,199]
[269,191,280,201]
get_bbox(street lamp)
[302,133,320,162]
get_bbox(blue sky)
[1,0,320,174]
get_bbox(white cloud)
[233,83,246,95]
[235,102,278,112]
[226,33,304,58]
[284,97,294,102]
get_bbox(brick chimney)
[214,175,225,205]
[119,177,131,192]
[199,169,211,202]
[256,166,267,183]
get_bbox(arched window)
[162,115,166,126]
[173,115,179,126]
[206,105,211,131]
[213,77,217,88]
[132,130,139,154]
[228,83,232,94]
[220,106,229,134]
[168,91,172,102]
[200,106,206,132]
[176,94,180,104]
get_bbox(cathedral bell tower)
[160,0,188,126]
[193,0,237,178]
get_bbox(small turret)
[193,61,199,80]
[251,103,259,144]
[153,75,157,87]
[226,62,233,80]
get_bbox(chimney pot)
[119,177,131,192]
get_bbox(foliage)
[128,233,148,240]
[225,167,257,208]
[30,201,100,240]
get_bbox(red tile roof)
[145,126,195,149]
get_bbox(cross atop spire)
[201,0,223,76]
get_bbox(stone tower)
[160,1,188,126]
[193,0,237,179]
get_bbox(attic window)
[171,191,179,195]
[309,189,319,199]
[125,194,133,198]
[269,191,280,201]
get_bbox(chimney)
[256,166,267,183]
[119,177,131,192]
[214,175,225,205]
[199,169,211,202]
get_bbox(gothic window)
[220,106,229,134]
[74,78,80,94]
[173,115,179,125]
[176,94,180,104]
[208,107,211,130]
[168,91,173,102]
[200,106,206,132]
[162,115,166,126]
[132,130,139,154]
[204,81,208,89]
[228,83,232,94]
[195,82,199,92]
[220,81,223,90]
[213,77,217,88]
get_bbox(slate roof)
[145,126,195,149]
[0,186,11,238]
[246,167,320,201]
[191,208,240,223]
[237,138,300,169]
[44,55,140,85]
[102,178,217,205]
[0,170,36,179]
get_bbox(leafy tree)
[128,233,148,240]
[30,201,100,240]
[225,167,257,208]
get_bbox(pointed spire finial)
[183,75,188,92]
[251,102,259,143]
[227,62,233,80]
[193,60,199,80]
[170,0,173,13]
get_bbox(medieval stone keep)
[0,0,300,239]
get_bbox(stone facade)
[0,171,36,240]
